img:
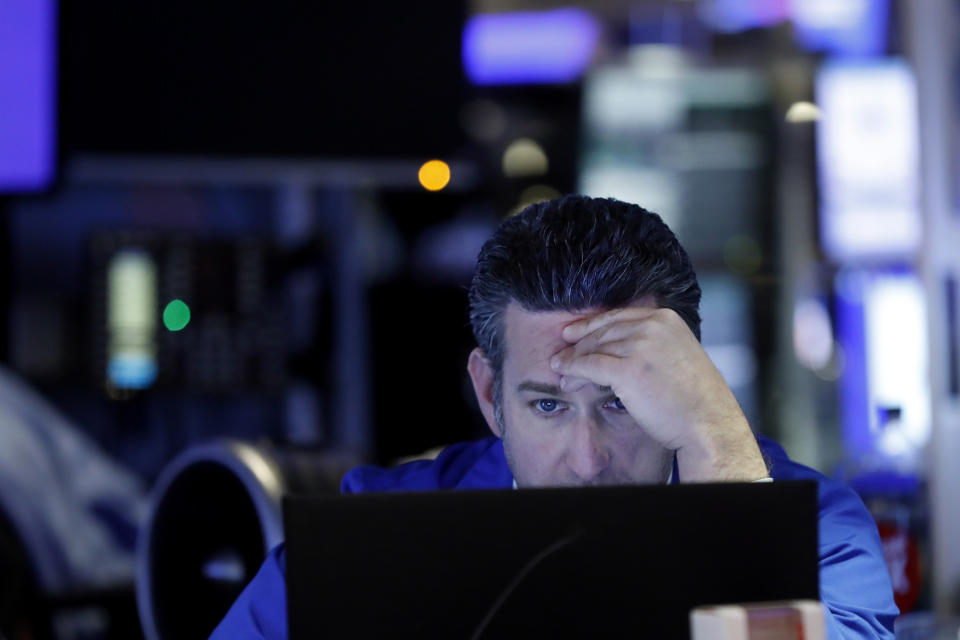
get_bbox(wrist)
[676,420,769,483]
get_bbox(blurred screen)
[0,0,56,192]
[462,9,600,85]
[816,60,920,262]
[836,269,929,466]
[792,0,890,56]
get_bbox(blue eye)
[533,399,563,414]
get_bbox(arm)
[816,481,899,639]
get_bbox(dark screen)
[61,1,466,158]
[285,482,819,639]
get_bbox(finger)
[551,338,636,374]
[561,307,659,343]
[559,374,593,393]
[569,320,647,354]
[553,351,624,389]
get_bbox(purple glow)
[462,9,600,86]
[699,0,790,33]
[0,0,56,192]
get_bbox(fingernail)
[550,355,561,370]
[559,375,567,391]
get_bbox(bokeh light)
[107,250,158,389]
[418,160,451,191]
[460,99,507,143]
[793,298,834,370]
[785,101,822,123]
[163,299,191,331]
[501,138,549,178]
[508,184,562,216]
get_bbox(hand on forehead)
[503,300,660,391]
[552,304,662,393]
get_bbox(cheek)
[606,428,671,478]
[503,404,565,465]
[598,415,661,455]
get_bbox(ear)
[467,347,502,438]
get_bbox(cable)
[469,529,583,640]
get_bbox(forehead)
[502,303,590,373]
[501,296,657,373]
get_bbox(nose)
[565,416,610,482]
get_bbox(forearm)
[676,419,769,482]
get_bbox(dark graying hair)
[468,195,702,430]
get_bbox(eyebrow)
[516,381,614,395]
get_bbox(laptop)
[284,481,818,639]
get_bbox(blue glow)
[835,270,872,458]
[793,0,889,57]
[699,0,790,33]
[836,268,929,467]
[462,9,600,86]
[108,354,158,390]
[0,0,56,192]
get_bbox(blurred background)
[1,0,959,638]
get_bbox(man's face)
[494,302,673,487]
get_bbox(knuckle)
[658,307,680,323]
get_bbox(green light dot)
[163,299,191,331]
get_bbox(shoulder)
[756,433,881,540]
[756,435,871,521]
[340,437,512,493]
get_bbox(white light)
[791,0,868,30]
[863,274,929,459]
[785,101,821,123]
[107,250,158,389]
[816,60,921,260]
[793,298,834,370]
[502,138,549,178]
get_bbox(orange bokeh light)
[418,160,451,191]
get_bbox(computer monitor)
[284,481,818,638]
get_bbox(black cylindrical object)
[136,440,351,640]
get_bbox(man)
[211,195,898,639]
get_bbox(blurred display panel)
[698,0,889,56]
[791,0,890,56]
[815,60,921,262]
[0,0,56,192]
[91,234,286,395]
[107,250,159,390]
[6,181,336,476]
[580,62,770,261]
[948,277,959,398]
[697,0,790,33]
[835,269,929,469]
[60,0,465,158]
[462,8,600,85]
